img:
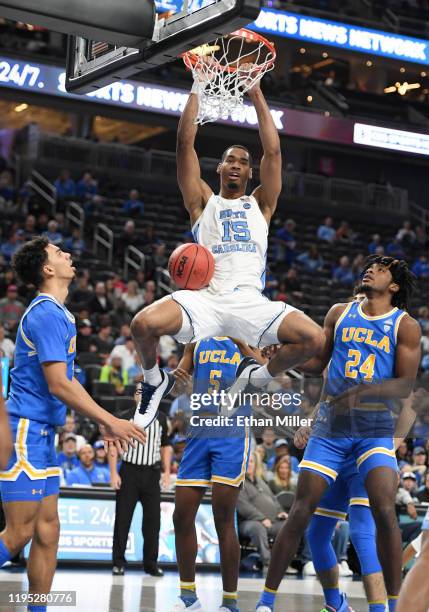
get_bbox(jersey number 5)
[344,349,375,382]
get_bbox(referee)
[109,409,172,576]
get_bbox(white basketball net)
[184,30,275,125]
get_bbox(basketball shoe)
[320,593,354,612]
[171,598,204,611]
[134,370,175,428]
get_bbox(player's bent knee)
[34,518,60,548]
[371,502,397,526]
[173,509,194,532]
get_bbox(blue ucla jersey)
[326,300,406,399]
[193,337,241,411]
[7,294,76,426]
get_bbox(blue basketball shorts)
[177,432,250,488]
[0,416,60,502]
[300,435,397,486]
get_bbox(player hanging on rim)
[130,63,324,429]
[0,238,145,612]
[255,255,421,612]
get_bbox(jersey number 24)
[345,349,375,382]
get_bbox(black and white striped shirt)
[122,412,169,466]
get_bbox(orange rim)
[182,28,276,74]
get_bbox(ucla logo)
[243,202,251,209]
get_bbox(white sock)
[249,363,274,388]
[143,364,162,386]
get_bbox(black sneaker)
[112,566,124,576]
[134,370,175,428]
[221,357,260,415]
[144,566,164,577]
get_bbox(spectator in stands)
[91,322,114,362]
[0,323,15,360]
[283,268,303,302]
[268,455,297,495]
[267,439,299,473]
[401,472,419,500]
[43,220,63,246]
[70,274,93,308]
[332,255,355,286]
[368,233,383,254]
[88,281,113,315]
[386,237,405,259]
[56,433,80,475]
[0,285,25,333]
[396,220,416,247]
[100,356,129,394]
[418,306,429,333]
[352,253,365,278]
[0,230,25,262]
[296,245,324,274]
[409,446,427,484]
[93,440,110,476]
[396,440,413,470]
[123,189,144,217]
[117,220,140,254]
[120,280,145,315]
[22,214,37,241]
[260,427,276,466]
[153,243,168,269]
[414,224,427,249]
[60,413,87,450]
[416,471,429,503]
[412,255,429,278]
[114,324,132,346]
[109,336,136,372]
[317,216,336,243]
[54,169,76,199]
[274,219,297,266]
[76,171,98,201]
[76,319,95,354]
[274,281,289,304]
[66,444,110,486]
[36,212,49,233]
[159,334,178,363]
[141,223,161,255]
[237,451,288,568]
[336,220,355,243]
[127,351,142,384]
[64,228,86,258]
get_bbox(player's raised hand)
[240,62,262,94]
[171,367,192,393]
[294,425,311,449]
[100,418,147,453]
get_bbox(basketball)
[168,243,215,290]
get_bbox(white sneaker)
[339,560,353,577]
[286,565,298,574]
[255,606,273,612]
[302,561,317,576]
[171,598,203,611]
[134,370,175,428]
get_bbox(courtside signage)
[354,122,429,156]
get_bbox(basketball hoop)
[182,28,276,125]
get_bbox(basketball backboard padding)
[65,0,261,94]
[0,0,155,47]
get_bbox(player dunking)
[170,336,262,612]
[130,67,323,429]
[255,255,421,612]
[0,238,145,612]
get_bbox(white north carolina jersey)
[191,193,268,294]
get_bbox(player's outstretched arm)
[42,362,146,452]
[0,370,12,470]
[176,91,212,225]
[299,303,346,375]
[248,79,281,221]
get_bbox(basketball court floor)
[0,568,369,611]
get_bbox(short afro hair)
[12,236,49,288]
[221,145,252,166]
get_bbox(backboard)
[65,0,261,94]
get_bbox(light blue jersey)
[7,293,76,427]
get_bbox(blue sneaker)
[134,370,175,428]
[320,593,354,612]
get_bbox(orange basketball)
[168,243,215,290]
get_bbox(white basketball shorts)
[171,287,299,347]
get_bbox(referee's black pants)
[112,461,161,570]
